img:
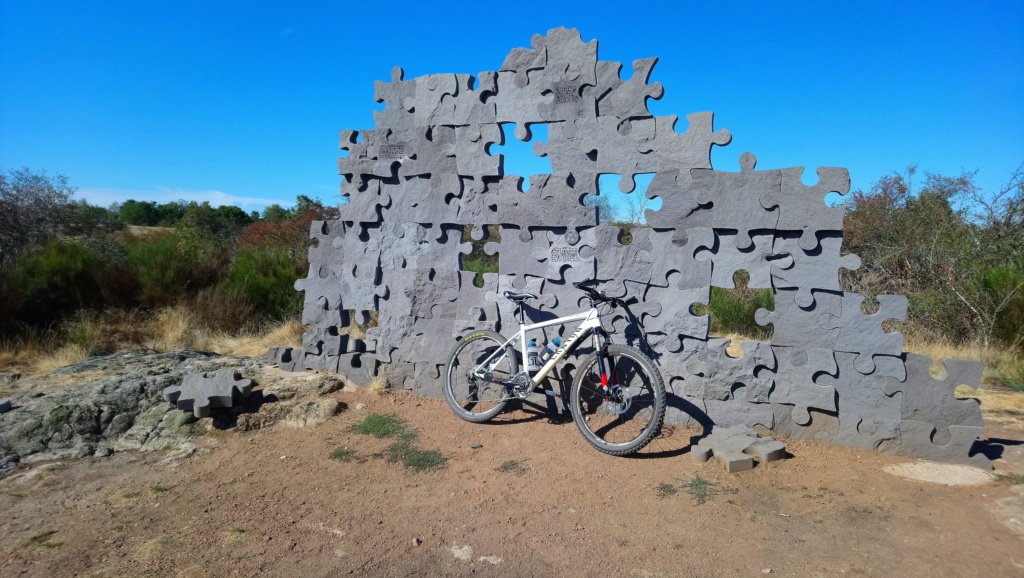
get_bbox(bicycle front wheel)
[570,344,666,456]
[443,330,518,423]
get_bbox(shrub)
[219,248,304,320]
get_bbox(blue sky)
[1,1,1021,216]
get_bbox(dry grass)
[367,371,390,395]
[0,307,304,376]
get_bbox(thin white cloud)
[76,187,292,211]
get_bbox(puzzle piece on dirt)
[768,346,838,426]
[163,369,253,419]
[691,425,786,473]
[818,293,907,374]
[266,346,300,372]
[879,420,990,469]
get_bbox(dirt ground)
[2,385,1024,578]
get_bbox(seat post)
[518,303,526,325]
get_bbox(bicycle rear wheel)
[443,330,518,423]
[570,344,666,455]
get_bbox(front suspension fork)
[592,329,615,400]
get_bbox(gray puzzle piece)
[815,352,903,450]
[690,153,780,249]
[754,288,843,350]
[768,346,838,426]
[770,233,861,307]
[761,166,851,252]
[880,353,984,439]
[163,369,253,419]
[879,421,991,469]
[642,169,713,236]
[691,425,786,473]
[683,339,776,404]
[372,66,416,129]
[695,229,785,289]
[817,293,907,373]
[635,113,732,174]
[594,57,663,121]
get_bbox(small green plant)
[992,357,1024,392]
[351,413,404,438]
[330,446,355,462]
[25,530,61,548]
[684,475,715,504]
[656,483,678,498]
[497,460,529,475]
[229,525,247,535]
[351,414,445,471]
[403,448,447,472]
[995,472,1024,485]
[150,483,169,493]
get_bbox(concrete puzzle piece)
[532,124,600,176]
[372,66,416,129]
[493,72,547,139]
[770,233,861,307]
[266,346,300,372]
[593,57,664,121]
[641,278,710,347]
[761,166,851,252]
[880,353,984,439]
[690,153,780,250]
[818,293,907,373]
[769,346,838,426]
[445,72,498,126]
[879,421,991,469]
[695,229,785,289]
[683,339,776,404]
[445,124,503,182]
[377,175,460,224]
[537,80,595,139]
[642,169,713,236]
[814,352,903,450]
[403,73,459,127]
[754,288,843,350]
[578,116,657,191]
[531,27,597,90]
[339,177,391,223]
[458,174,597,238]
[691,425,786,473]
[636,113,732,174]
[500,34,546,88]
[162,369,253,419]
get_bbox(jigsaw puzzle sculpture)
[270,27,990,468]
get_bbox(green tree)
[0,167,76,269]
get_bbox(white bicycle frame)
[473,306,603,388]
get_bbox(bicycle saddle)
[503,291,536,303]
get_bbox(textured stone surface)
[272,26,989,467]
[692,424,786,473]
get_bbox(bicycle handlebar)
[572,280,638,308]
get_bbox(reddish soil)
[2,388,1023,577]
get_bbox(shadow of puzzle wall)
[267,27,990,469]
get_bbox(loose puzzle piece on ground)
[163,369,253,419]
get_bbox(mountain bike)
[442,279,667,456]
